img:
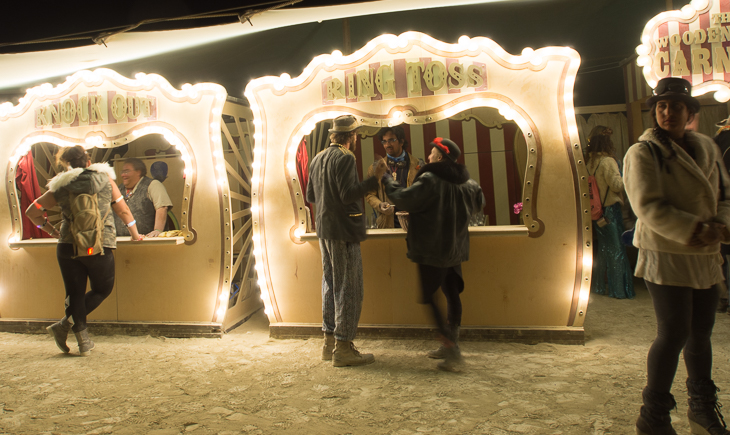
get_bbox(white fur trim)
[88,162,116,180]
[47,168,84,192]
[46,163,116,192]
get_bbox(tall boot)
[46,316,71,353]
[687,379,730,435]
[427,325,460,359]
[74,329,95,356]
[322,332,335,361]
[635,387,677,435]
[332,340,374,367]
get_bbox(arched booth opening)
[245,33,592,344]
[0,70,261,336]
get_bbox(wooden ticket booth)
[0,69,261,335]
[245,32,592,343]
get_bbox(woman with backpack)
[586,125,634,299]
[25,145,143,356]
[624,77,730,435]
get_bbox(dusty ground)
[2,279,730,435]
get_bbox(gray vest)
[115,176,156,236]
[55,171,116,249]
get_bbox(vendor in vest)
[365,126,421,228]
[114,158,173,238]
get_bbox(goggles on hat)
[653,81,690,96]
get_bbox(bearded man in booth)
[365,126,422,228]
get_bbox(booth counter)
[0,70,261,336]
[244,32,592,344]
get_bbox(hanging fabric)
[296,137,313,227]
[15,150,49,239]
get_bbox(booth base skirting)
[269,324,584,345]
[0,319,223,338]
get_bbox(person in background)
[114,158,172,238]
[713,119,730,313]
[383,137,484,371]
[365,126,421,228]
[306,115,387,367]
[624,77,730,435]
[150,161,169,183]
[586,125,635,299]
[25,146,143,355]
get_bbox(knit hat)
[646,77,700,113]
[430,137,461,162]
[150,161,168,183]
[328,115,359,133]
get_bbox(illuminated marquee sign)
[637,0,730,101]
[322,58,487,104]
[35,92,157,128]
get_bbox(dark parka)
[306,144,378,243]
[384,161,485,267]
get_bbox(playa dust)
[2,279,730,435]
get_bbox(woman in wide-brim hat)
[624,77,730,434]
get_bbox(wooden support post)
[342,18,351,55]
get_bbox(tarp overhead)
[0,0,668,107]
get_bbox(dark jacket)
[384,161,484,267]
[306,144,378,243]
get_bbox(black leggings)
[418,264,464,339]
[56,243,115,332]
[645,281,718,392]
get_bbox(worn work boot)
[427,345,447,359]
[46,316,71,353]
[428,326,460,359]
[322,332,335,361]
[437,345,463,372]
[635,387,678,435]
[74,329,95,356]
[332,340,374,367]
[687,379,730,435]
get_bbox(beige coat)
[586,153,624,208]
[623,129,730,255]
[365,153,419,228]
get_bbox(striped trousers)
[319,239,364,342]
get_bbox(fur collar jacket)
[623,128,730,254]
[47,163,116,193]
[384,161,485,267]
[415,161,471,184]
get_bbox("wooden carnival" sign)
[637,0,730,100]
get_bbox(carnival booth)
[245,32,591,343]
[0,69,261,335]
